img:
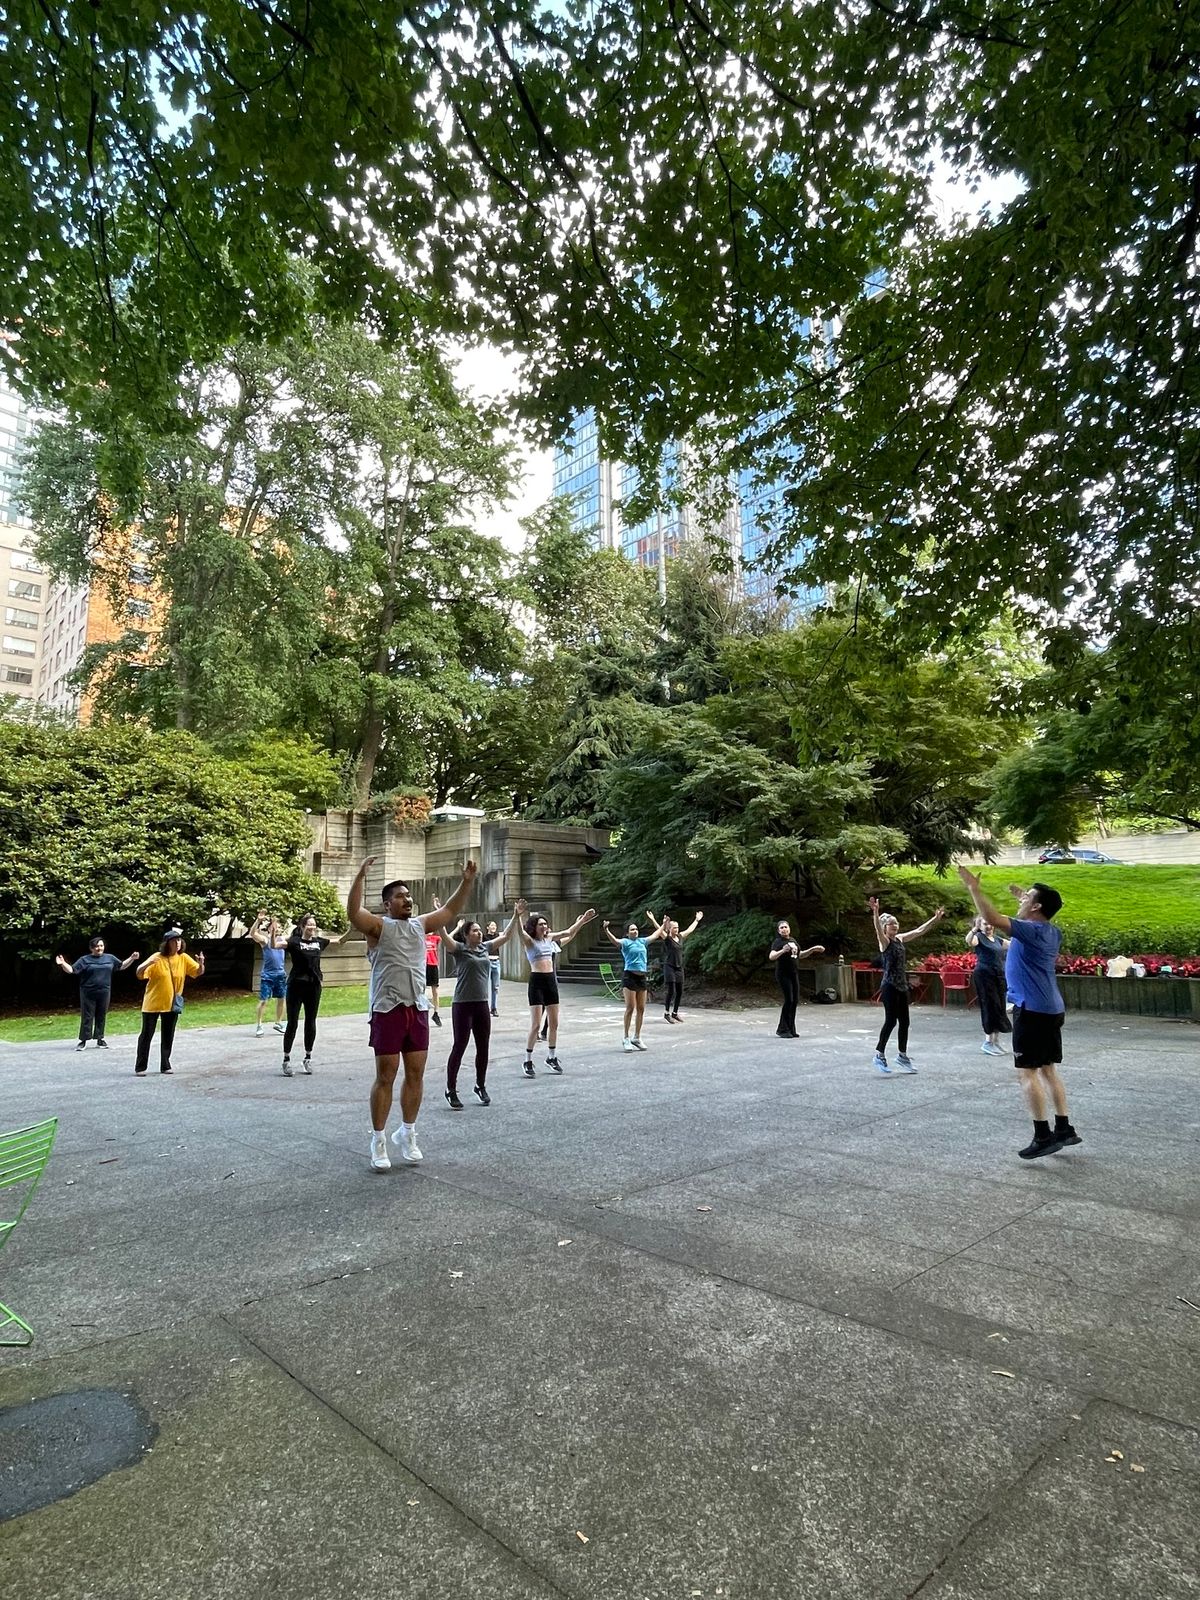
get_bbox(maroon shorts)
[368,1005,430,1058]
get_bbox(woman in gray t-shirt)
[444,903,524,1109]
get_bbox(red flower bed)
[918,951,1200,978]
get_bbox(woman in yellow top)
[134,929,205,1075]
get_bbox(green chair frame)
[598,961,624,999]
[1,1116,58,1347]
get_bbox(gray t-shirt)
[450,940,493,1004]
[367,916,430,1014]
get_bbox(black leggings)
[876,983,910,1054]
[447,1001,491,1089]
[975,970,1011,1036]
[135,1010,178,1072]
[663,969,683,1014]
[284,982,322,1055]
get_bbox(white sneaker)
[272,1022,286,1034]
[896,1053,917,1074]
[302,1056,312,1074]
[631,1037,647,1052]
[622,1037,633,1053]
[254,1024,264,1038]
[873,1054,892,1075]
[369,1132,391,1171]
[281,1057,293,1077]
[981,1041,1003,1056]
[392,1126,423,1164]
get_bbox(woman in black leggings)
[281,914,348,1077]
[868,895,945,1075]
[646,910,704,1022]
[768,921,825,1038]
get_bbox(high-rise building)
[38,546,158,721]
[552,409,815,605]
[0,375,47,700]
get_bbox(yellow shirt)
[141,953,200,1013]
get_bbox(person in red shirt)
[424,925,444,1027]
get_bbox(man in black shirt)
[55,936,141,1051]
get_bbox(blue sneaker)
[873,1053,891,1075]
[896,1054,917,1074]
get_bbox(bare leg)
[633,989,647,1039]
[546,1003,559,1050]
[1019,1067,1047,1122]
[371,1053,401,1131]
[275,996,285,1025]
[398,1049,427,1124]
[1038,1064,1069,1118]
[256,997,268,1024]
[526,1006,542,1054]
[623,991,635,1036]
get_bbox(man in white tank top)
[348,855,478,1171]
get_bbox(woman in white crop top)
[516,907,597,1078]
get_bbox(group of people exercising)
[54,857,1080,1166]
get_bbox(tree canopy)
[4,1,1194,655]
[0,721,344,953]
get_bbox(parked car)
[1037,846,1076,864]
[1070,848,1124,864]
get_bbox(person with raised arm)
[958,869,1081,1160]
[867,896,944,1074]
[247,911,288,1038]
[280,913,351,1078]
[516,906,597,1077]
[348,855,478,1172]
[646,909,704,1024]
[443,900,526,1109]
[55,936,140,1052]
[601,915,667,1053]
[965,913,1012,1056]
[134,929,205,1076]
[767,921,826,1039]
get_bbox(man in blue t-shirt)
[248,912,288,1036]
[958,869,1083,1161]
[55,936,141,1050]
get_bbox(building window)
[128,562,151,586]
[4,606,38,629]
[2,635,35,657]
[126,598,152,620]
[9,552,43,573]
[3,665,33,685]
[7,579,41,601]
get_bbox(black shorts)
[425,963,440,988]
[527,972,559,1008]
[1012,1005,1064,1068]
[622,970,648,992]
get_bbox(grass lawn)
[887,863,1200,956]
[0,985,376,1045]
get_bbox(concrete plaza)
[1,991,1197,1598]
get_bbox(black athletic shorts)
[425,962,440,988]
[527,971,559,1008]
[622,970,648,992]
[1011,1004,1064,1068]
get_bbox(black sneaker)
[522,1059,536,1078]
[76,1041,87,1052]
[445,1088,463,1111]
[1056,1123,1083,1146]
[431,1010,442,1027]
[160,1065,173,1076]
[97,1039,109,1049]
[1018,1132,1064,1160]
[490,1008,499,1018]
[474,1083,491,1106]
[546,1055,563,1074]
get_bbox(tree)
[990,618,1200,839]
[0,722,344,954]
[4,3,1193,661]
[590,607,1020,919]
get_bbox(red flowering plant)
[919,951,1200,978]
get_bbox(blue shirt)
[1005,919,1064,1014]
[261,943,286,977]
[621,938,648,973]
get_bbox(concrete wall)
[986,830,1200,866]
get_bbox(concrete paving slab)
[0,999,1196,1597]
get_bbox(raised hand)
[956,866,979,889]
[695,910,704,922]
[867,895,880,913]
[933,906,946,920]
[463,860,478,882]
[581,907,597,923]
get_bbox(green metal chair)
[1,1116,58,1347]
[598,962,624,999]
